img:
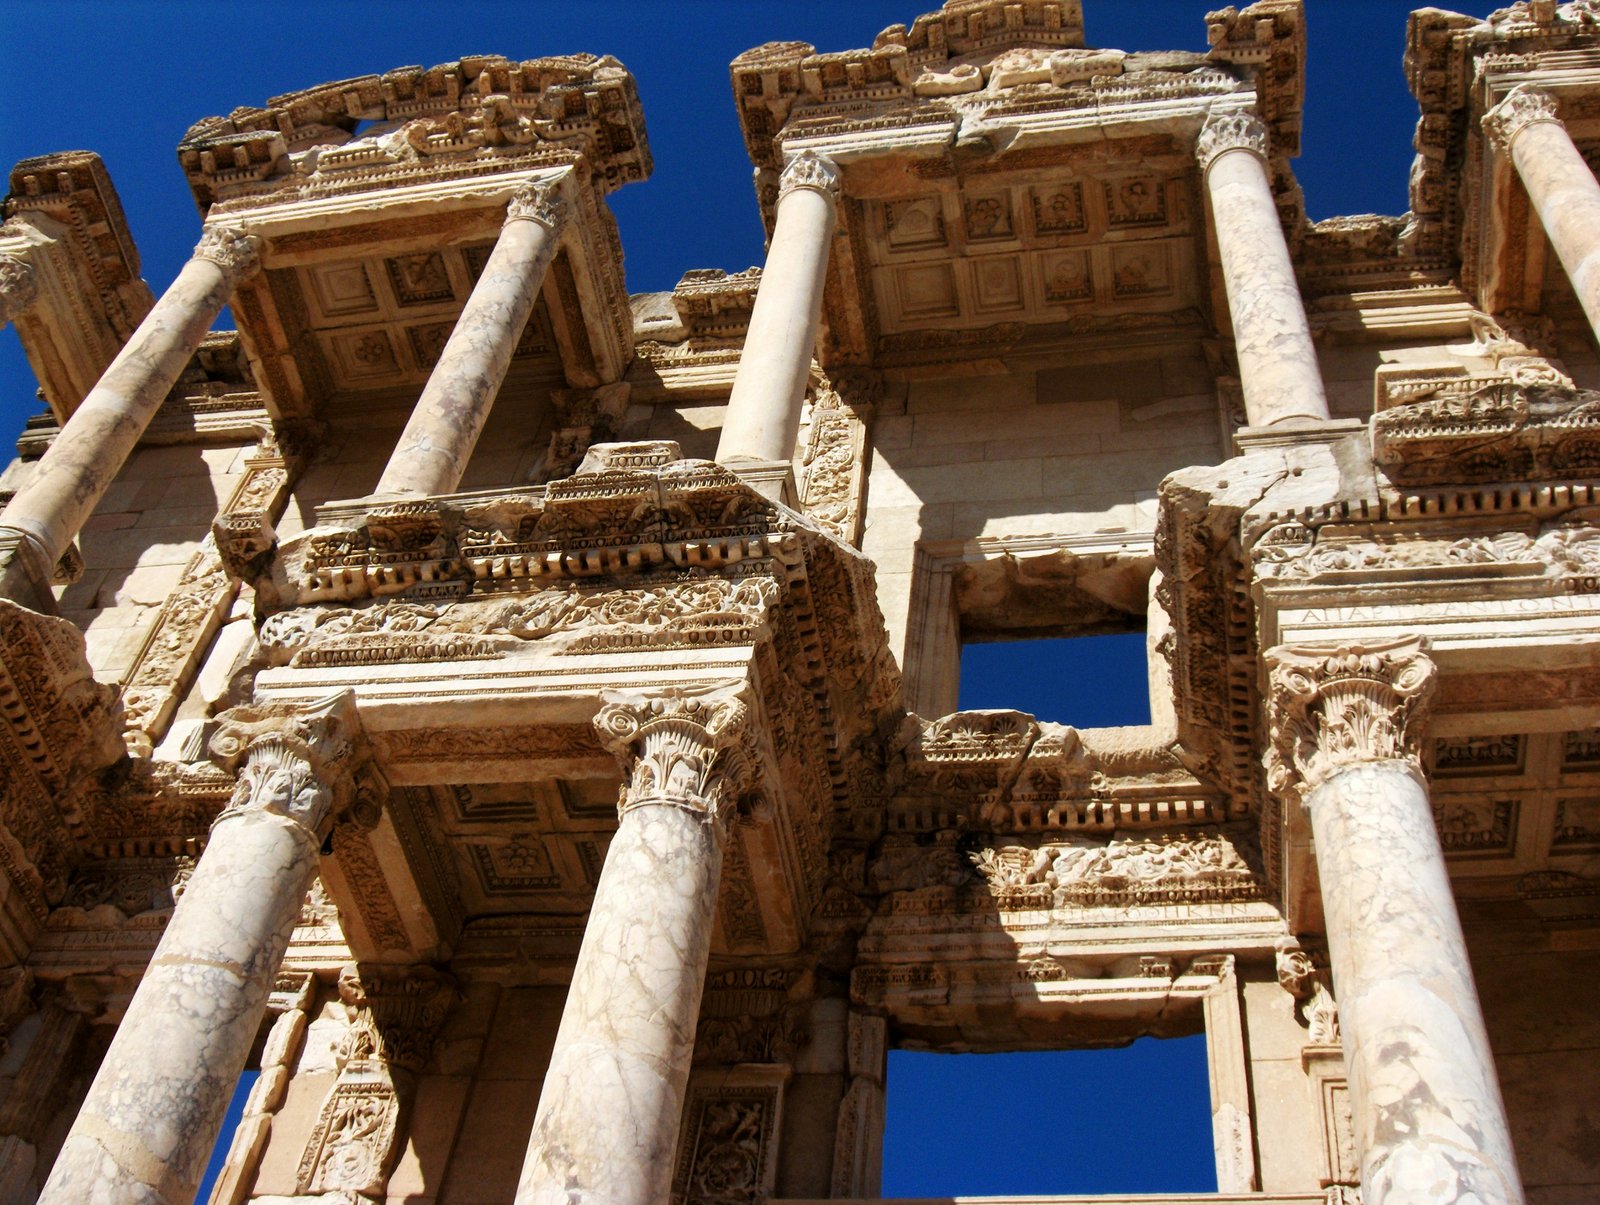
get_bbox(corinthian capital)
[778,150,841,205]
[1265,637,1436,801]
[0,252,39,326]
[1196,110,1270,171]
[593,685,758,822]
[1484,85,1564,152]
[192,225,263,283]
[210,690,368,837]
[505,177,573,232]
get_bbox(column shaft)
[715,151,839,468]
[1489,88,1600,344]
[0,228,257,583]
[517,803,724,1203]
[38,693,360,1205]
[517,687,755,1205]
[1198,113,1329,427]
[373,180,569,499]
[1309,762,1521,1204]
[39,809,318,1204]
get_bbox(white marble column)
[0,226,260,604]
[373,177,572,499]
[517,686,757,1205]
[1485,85,1600,346]
[1267,639,1524,1205]
[715,151,840,477]
[1196,111,1330,428]
[38,692,363,1205]
[0,252,38,330]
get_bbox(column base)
[1233,417,1365,454]
[717,457,796,505]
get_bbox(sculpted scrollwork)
[191,225,262,283]
[1266,638,1436,803]
[1483,84,1562,152]
[593,686,759,823]
[0,253,39,326]
[505,177,574,232]
[778,150,841,205]
[1276,942,1341,1046]
[209,691,367,838]
[1195,110,1270,171]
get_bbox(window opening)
[195,1068,259,1202]
[959,632,1152,727]
[882,1038,1214,1196]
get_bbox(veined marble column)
[1196,111,1330,427]
[517,686,757,1205]
[715,151,840,478]
[0,226,259,605]
[373,177,573,499]
[0,252,38,330]
[1485,85,1600,346]
[1267,639,1523,1205]
[38,692,363,1205]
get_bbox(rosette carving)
[1195,110,1270,171]
[209,690,368,837]
[593,685,758,823]
[1266,637,1436,802]
[778,150,841,204]
[1483,85,1562,153]
[192,225,263,282]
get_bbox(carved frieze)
[672,1066,788,1205]
[798,371,877,546]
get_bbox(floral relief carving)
[0,253,39,325]
[594,686,759,824]
[191,225,262,282]
[1483,84,1562,152]
[1195,110,1270,170]
[209,691,367,838]
[1266,638,1437,803]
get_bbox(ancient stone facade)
[0,2,1596,1203]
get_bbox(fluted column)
[374,176,572,499]
[0,226,260,604]
[1196,111,1329,427]
[1485,85,1600,346]
[1267,639,1523,1205]
[39,693,363,1205]
[716,151,840,477]
[0,252,38,330]
[517,686,757,1205]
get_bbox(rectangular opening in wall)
[196,1066,260,1200]
[959,632,1152,727]
[881,1038,1215,1196]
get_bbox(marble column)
[517,686,757,1205]
[0,226,260,605]
[0,252,38,330]
[715,151,840,478]
[1267,639,1524,1205]
[373,176,573,499]
[1485,85,1600,346]
[38,692,363,1205]
[1196,111,1330,428]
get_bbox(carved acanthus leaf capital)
[593,685,759,822]
[0,253,39,325]
[1196,110,1270,171]
[334,963,456,1073]
[192,225,263,283]
[1484,85,1563,152]
[778,150,841,205]
[505,177,573,232]
[209,690,368,837]
[1265,637,1436,802]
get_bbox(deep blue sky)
[12,3,1438,1198]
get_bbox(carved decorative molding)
[1266,638,1436,803]
[505,177,574,232]
[1275,942,1340,1046]
[798,371,877,546]
[593,686,758,824]
[191,225,262,283]
[1196,110,1270,171]
[1483,84,1563,153]
[778,150,841,205]
[0,253,38,326]
[209,691,368,838]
